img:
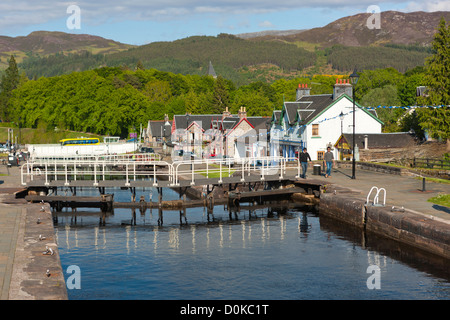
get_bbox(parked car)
[7,154,18,167]
[140,147,155,153]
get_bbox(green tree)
[420,18,450,106]
[211,76,231,114]
[0,55,20,121]
[360,85,404,132]
[417,17,450,141]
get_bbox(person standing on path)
[324,146,335,178]
[299,148,312,179]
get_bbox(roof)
[148,120,171,138]
[339,132,417,149]
[279,94,383,126]
[174,114,224,131]
[246,117,271,131]
[272,110,282,124]
[174,114,270,133]
[207,61,217,78]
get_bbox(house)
[169,107,270,160]
[334,132,417,161]
[145,114,172,145]
[271,80,384,161]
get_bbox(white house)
[271,81,383,161]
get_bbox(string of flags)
[365,105,449,110]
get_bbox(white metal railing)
[31,153,161,165]
[21,156,301,187]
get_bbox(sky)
[0,1,449,45]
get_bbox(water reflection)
[54,203,312,255]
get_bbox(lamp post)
[349,69,359,180]
[339,111,344,161]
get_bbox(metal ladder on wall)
[366,186,386,207]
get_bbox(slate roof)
[148,120,172,139]
[280,94,381,126]
[341,132,417,149]
[174,114,224,131]
[173,114,270,133]
[283,95,334,125]
[246,117,271,131]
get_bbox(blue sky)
[1,1,449,45]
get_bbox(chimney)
[333,78,353,100]
[296,83,311,100]
[222,106,232,120]
[238,106,247,120]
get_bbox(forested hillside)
[325,45,431,73]
[18,34,317,85]
[17,34,433,85]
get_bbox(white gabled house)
[271,81,384,161]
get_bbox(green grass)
[198,166,235,178]
[427,194,450,207]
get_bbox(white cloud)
[405,0,450,12]
[258,20,275,28]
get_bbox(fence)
[412,157,450,170]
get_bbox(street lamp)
[349,69,359,179]
[339,111,344,161]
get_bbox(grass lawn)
[428,194,450,207]
[198,169,235,178]
[198,164,235,178]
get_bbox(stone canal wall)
[319,192,450,260]
[8,201,67,300]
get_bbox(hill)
[0,31,134,68]
[16,34,317,85]
[251,11,450,47]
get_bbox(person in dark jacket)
[299,148,312,178]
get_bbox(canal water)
[53,187,450,300]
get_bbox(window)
[312,124,319,136]
[317,151,325,161]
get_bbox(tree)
[210,76,231,114]
[417,17,450,142]
[0,55,20,121]
[360,85,404,132]
[420,17,450,106]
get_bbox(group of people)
[298,147,334,179]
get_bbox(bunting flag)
[365,105,449,110]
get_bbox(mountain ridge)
[249,10,450,47]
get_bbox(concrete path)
[302,165,450,222]
[0,164,67,300]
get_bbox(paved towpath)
[0,164,67,300]
[301,164,450,222]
